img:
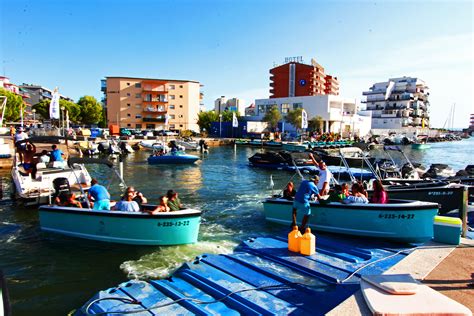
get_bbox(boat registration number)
[378,213,414,219]
[157,220,190,227]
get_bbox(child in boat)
[321,184,345,204]
[342,182,369,204]
[370,180,388,204]
[64,193,83,208]
[282,182,296,200]
[150,196,170,214]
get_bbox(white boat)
[139,140,169,151]
[173,139,200,151]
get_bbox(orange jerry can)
[300,228,316,256]
[288,226,302,252]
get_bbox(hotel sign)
[284,56,303,63]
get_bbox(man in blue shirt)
[88,178,111,210]
[291,176,322,233]
[51,144,65,162]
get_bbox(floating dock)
[74,234,413,315]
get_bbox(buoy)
[288,226,302,252]
[300,227,316,256]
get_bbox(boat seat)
[52,161,66,169]
[36,162,47,170]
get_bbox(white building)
[362,77,430,129]
[214,96,246,116]
[252,95,372,137]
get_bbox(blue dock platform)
[74,234,414,315]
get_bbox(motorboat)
[411,135,431,150]
[422,164,456,179]
[282,142,308,152]
[264,140,283,148]
[148,152,199,164]
[38,205,202,245]
[248,151,314,169]
[312,147,376,169]
[77,141,100,156]
[139,140,169,151]
[173,139,200,151]
[262,197,438,243]
[12,137,92,206]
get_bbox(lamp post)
[219,114,222,138]
[32,109,36,127]
[60,106,65,136]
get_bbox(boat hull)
[147,154,199,164]
[263,198,438,243]
[282,143,308,152]
[38,206,201,245]
[411,144,431,150]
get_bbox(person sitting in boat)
[122,186,148,205]
[55,191,69,206]
[370,180,388,204]
[39,150,51,164]
[308,153,332,195]
[114,190,140,212]
[150,196,170,214]
[320,184,346,204]
[342,182,369,204]
[50,144,65,162]
[166,190,182,211]
[282,182,296,200]
[88,178,111,210]
[64,193,83,208]
[291,176,323,233]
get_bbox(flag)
[301,109,308,129]
[164,113,169,125]
[49,88,60,119]
[232,112,238,127]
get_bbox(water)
[0,138,473,315]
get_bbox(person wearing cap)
[308,153,332,195]
[291,175,322,233]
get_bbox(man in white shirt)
[309,153,332,195]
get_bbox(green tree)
[221,110,239,122]
[308,115,323,132]
[285,108,303,129]
[0,88,25,123]
[33,99,82,123]
[77,96,103,125]
[197,110,219,132]
[263,106,282,131]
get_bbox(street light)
[60,106,65,136]
[32,109,36,127]
[219,114,222,138]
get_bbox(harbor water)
[0,137,472,315]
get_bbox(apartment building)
[214,96,246,116]
[362,77,430,129]
[102,77,201,132]
[269,57,339,98]
[0,76,31,119]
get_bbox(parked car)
[120,128,132,136]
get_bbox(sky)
[1,0,473,128]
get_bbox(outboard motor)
[52,177,71,199]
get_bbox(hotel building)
[269,57,339,98]
[362,77,430,129]
[102,77,202,132]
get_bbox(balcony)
[381,110,400,118]
[143,106,166,113]
[143,96,168,103]
[143,117,166,123]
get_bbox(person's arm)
[321,181,329,196]
[137,192,148,204]
[308,153,318,165]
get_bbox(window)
[135,83,141,88]
[127,124,131,127]
[293,103,302,109]
[135,104,141,108]
[127,82,130,86]
[127,113,131,117]
[169,85,175,90]
[170,114,175,119]
[258,104,265,113]
[281,103,290,114]
[180,124,183,127]
[127,93,131,97]
[179,85,183,88]
[179,95,183,98]
[169,124,175,129]
[135,114,142,118]
[127,103,131,107]
[169,105,175,109]
[136,124,142,129]
[179,105,183,108]
[136,93,141,98]
[178,114,183,118]
[169,95,175,100]
[146,124,155,129]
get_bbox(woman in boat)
[370,180,388,204]
[282,182,296,200]
[113,190,140,212]
[342,182,369,204]
[150,196,170,214]
[123,186,148,205]
[64,193,83,208]
[166,190,182,211]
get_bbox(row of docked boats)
[235,139,356,151]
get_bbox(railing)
[143,117,166,123]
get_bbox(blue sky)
[1,0,472,128]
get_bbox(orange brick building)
[269,58,339,98]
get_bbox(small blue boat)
[411,143,431,150]
[148,152,199,164]
[38,205,201,245]
[263,198,439,243]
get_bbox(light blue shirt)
[295,180,319,205]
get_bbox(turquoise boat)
[411,143,431,150]
[282,142,308,152]
[147,152,199,164]
[38,205,201,245]
[262,198,439,243]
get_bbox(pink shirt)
[371,191,388,204]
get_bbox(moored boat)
[313,147,375,169]
[148,152,199,164]
[263,197,439,243]
[38,205,201,245]
[282,142,308,152]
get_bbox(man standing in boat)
[88,179,111,210]
[291,175,322,233]
[309,153,332,196]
